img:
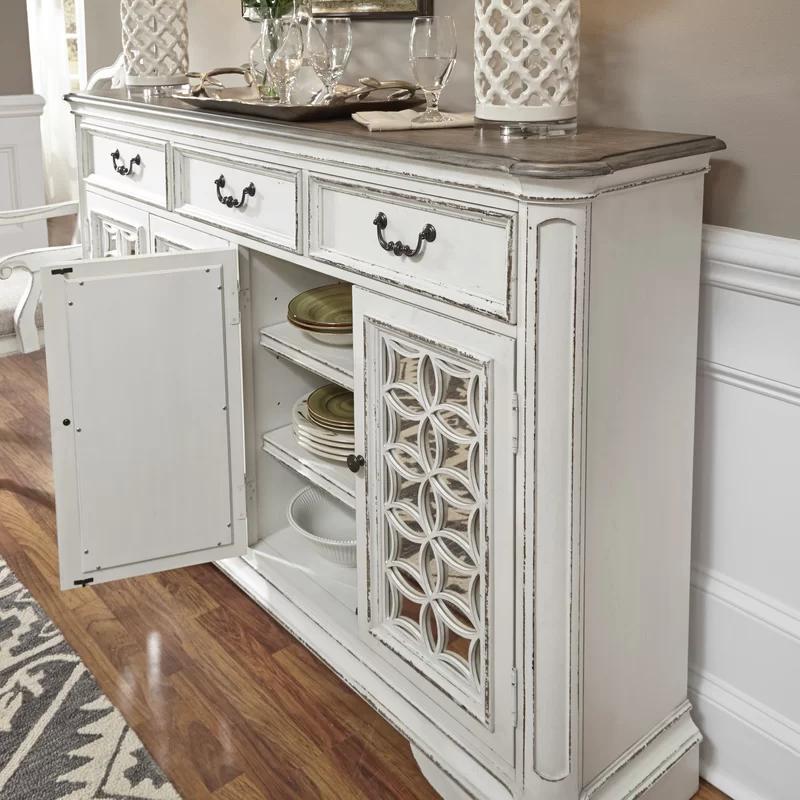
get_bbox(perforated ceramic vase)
[474,0,580,136]
[120,0,189,88]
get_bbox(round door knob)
[347,454,366,474]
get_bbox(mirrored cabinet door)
[84,193,148,258]
[353,289,518,765]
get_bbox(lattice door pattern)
[121,0,189,87]
[474,0,580,122]
[96,217,139,258]
[369,327,490,716]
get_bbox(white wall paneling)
[0,95,47,256]
[692,224,800,800]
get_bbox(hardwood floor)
[0,351,732,800]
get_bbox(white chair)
[0,56,126,357]
[0,202,82,355]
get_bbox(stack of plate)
[293,384,355,463]
[287,283,353,346]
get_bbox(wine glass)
[264,18,305,104]
[306,18,353,104]
[409,16,457,124]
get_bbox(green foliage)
[241,0,296,18]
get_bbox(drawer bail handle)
[215,175,256,209]
[373,212,436,258]
[111,149,141,176]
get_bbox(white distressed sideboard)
[45,90,724,800]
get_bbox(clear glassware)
[306,18,353,104]
[409,15,457,124]
[249,19,273,100]
[263,17,305,104]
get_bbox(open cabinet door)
[42,249,248,589]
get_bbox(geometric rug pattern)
[0,558,181,799]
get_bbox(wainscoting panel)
[691,224,800,800]
[0,95,47,255]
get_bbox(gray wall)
[0,0,33,95]
[128,1,800,240]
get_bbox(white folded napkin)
[352,109,475,132]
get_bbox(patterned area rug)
[0,558,181,799]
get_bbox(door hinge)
[232,282,249,327]
[245,472,256,504]
[512,393,520,455]
[51,267,74,276]
[73,577,94,587]
[511,667,519,728]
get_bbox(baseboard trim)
[690,668,800,800]
[689,668,800,757]
[581,702,701,800]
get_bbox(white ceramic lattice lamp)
[120,0,189,88]
[474,0,580,137]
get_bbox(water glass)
[306,18,353,104]
[409,16,457,124]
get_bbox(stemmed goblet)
[306,17,353,104]
[409,16,457,124]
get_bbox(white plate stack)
[292,395,355,463]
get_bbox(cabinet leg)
[410,743,474,800]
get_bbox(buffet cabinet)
[45,91,724,800]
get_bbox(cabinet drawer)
[82,127,167,208]
[173,146,299,252]
[309,176,516,320]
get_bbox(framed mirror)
[242,1,433,20]
[311,0,432,16]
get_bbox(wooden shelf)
[260,321,354,391]
[246,527,357,613]
[262,424,356,509]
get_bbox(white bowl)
[287,486,357,568]
[304,330,354,347]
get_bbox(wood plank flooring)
[0,351,732,800]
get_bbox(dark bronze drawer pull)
[373,212,436,258]
[111,149,141,176]
[215,175,256,209]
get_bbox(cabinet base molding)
[581,703,701,800]
[411,744,478,800]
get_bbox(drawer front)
[173,146,299,252]
[309,176,516,321]
[83,127,168,208]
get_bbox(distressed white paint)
[82,126,168,208]
[43,248,247,589]
[172,145,299,251]
[38,93,717,799]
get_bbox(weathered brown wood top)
[68,89,726,179]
